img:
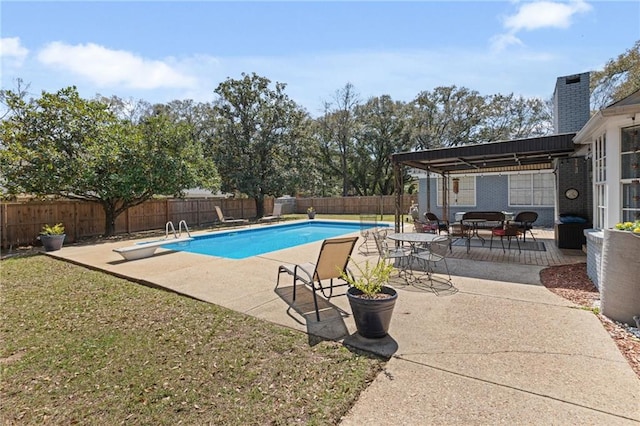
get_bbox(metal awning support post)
[426,168,431,213]
[394,162,403,233]
[442,172,449,222]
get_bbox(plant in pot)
[341,259,398,338]
[307,206,316,219]
[38,223,66,251]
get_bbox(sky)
[1,0,639,116]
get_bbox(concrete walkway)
[48,224,640,424]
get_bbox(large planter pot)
[601,229,640,326]
[347,286,397,338]
[39,234,66,252]
[307,212,316,219]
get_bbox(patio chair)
[373,230,412,279]
[490,224,522,253]
[358,214,378,255]
[424,212,449,235]
[214,206,249,225]
[512,211,538,242]
[448,222,470,253]
[413,219,428,233]
[259,203,282,222]
[411,235,453,288]
[276,236,358,321]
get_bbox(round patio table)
[462,218,487,243]
[387,232,453,292]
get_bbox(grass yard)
[1,255,385,425]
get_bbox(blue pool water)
[163,220,386,259]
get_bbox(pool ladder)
[165,220,191,239]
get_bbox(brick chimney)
[553,72,590,134]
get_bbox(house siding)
[418,175,555,227]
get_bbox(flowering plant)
[614,220,640,234]
[307,206,315,213]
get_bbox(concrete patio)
[46,223,640,424]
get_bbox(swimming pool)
[163,220,387,259]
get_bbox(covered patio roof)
[392,132,577,175]
[390,133,579,230]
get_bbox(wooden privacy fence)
[1,195,412,249]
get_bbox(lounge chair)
[259,203,282,222]
[276,236,358,321]
[214,206,249,225]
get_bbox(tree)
[352,95,412,195]
[315,83,361,196]
[0,87,219,236]
[591,40,640,109]
[410,86,486,149]
[478,94,553,141]
[209,73,311,217]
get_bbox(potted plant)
[38,223,66,251]
[307,206,316,219]
[341,259,398,338]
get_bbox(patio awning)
[392,133,577,175]
[390,133,578,231]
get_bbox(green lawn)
[1,255,385,425]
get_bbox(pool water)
[163,220,385,259]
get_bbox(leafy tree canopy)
[210,72,312,217]
[591,40,640,109]
[0,86,219,235]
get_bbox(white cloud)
[491,0,592,52]
[490,33,524,53]
[0,37,29,66]
[37,42,198,90]
[504,0,592,32]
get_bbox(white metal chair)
[411,235,453,288]
[373,230,412,279]
[358,214,378,255]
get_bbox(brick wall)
[557,156,591,220]
[553,72,590,134]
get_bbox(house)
[391,72,640,287]
[573,89,640,287]
[394,73,591,228]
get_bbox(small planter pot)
[347,286,397,338]
[39,234,66,252]
[601,229,640,326]
[307,212,316,219]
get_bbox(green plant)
[307,206,315,213]
[341,259,394,297]
[614,220,640,234]
[40,223,65,235]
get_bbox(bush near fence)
[0,195,412,249]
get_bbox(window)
[621,125,640,222]
[436,176,475,207]
[594,133,606,229]
[509,173,554,206]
